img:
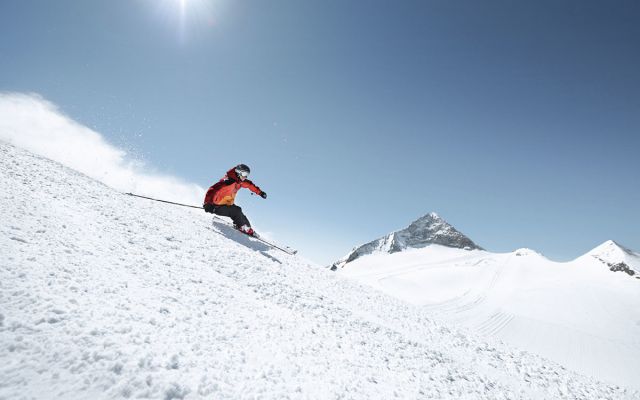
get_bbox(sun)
[151,0,222,40]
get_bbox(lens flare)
[148,0,223,42]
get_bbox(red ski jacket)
[204,168,262,206]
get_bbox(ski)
[249,232,298,255]
[211,217,297,255]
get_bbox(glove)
[259,191,267,199]
[203,203,216,213]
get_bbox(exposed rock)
[334,212,481,268]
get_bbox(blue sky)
[1,0,639,264]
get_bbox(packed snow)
[338,243,640,392]
[1,141,639,399]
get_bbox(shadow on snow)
[211,219,282,264]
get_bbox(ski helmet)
[235,164,250,179]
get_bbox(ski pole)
[126,192,297,255]
[125,192,203,209]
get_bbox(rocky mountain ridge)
[333,215,639,279]
[332,212,482,268]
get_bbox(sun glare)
[151,0,222,40]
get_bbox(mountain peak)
[513,248,543,257]
[589,240,637,258]
[404,212,482,250]
[334,212,482,267]
[586,240,640,277]
[418,212,441,220]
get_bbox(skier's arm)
[242,180,266,198]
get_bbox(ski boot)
[236,224,256,237]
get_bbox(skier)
[203,164,267,236]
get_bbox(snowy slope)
[1,141,638,400]
[583,240,640,276]
[334,212,482,268]
[339,244,640,391]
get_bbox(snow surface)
[1,141,639,399]
[339,244,640,392]
[584,240,640,276]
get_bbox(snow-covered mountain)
[333,212,482,268]
[3,141,639,399]
[583,239,640,277]
[338,239,640,391]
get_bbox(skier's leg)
[213,205,251,228]
[230,205,251,228]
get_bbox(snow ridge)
[586,240,640,277]
[335,212,482,268]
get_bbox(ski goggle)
[236,169,249,179]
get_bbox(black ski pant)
[212,204,251,228]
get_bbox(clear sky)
[1,0,639,264]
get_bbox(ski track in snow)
[340,245,640,393]
[1,141,638,399]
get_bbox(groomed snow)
[1,141,638,399]
[339,244,640,392]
